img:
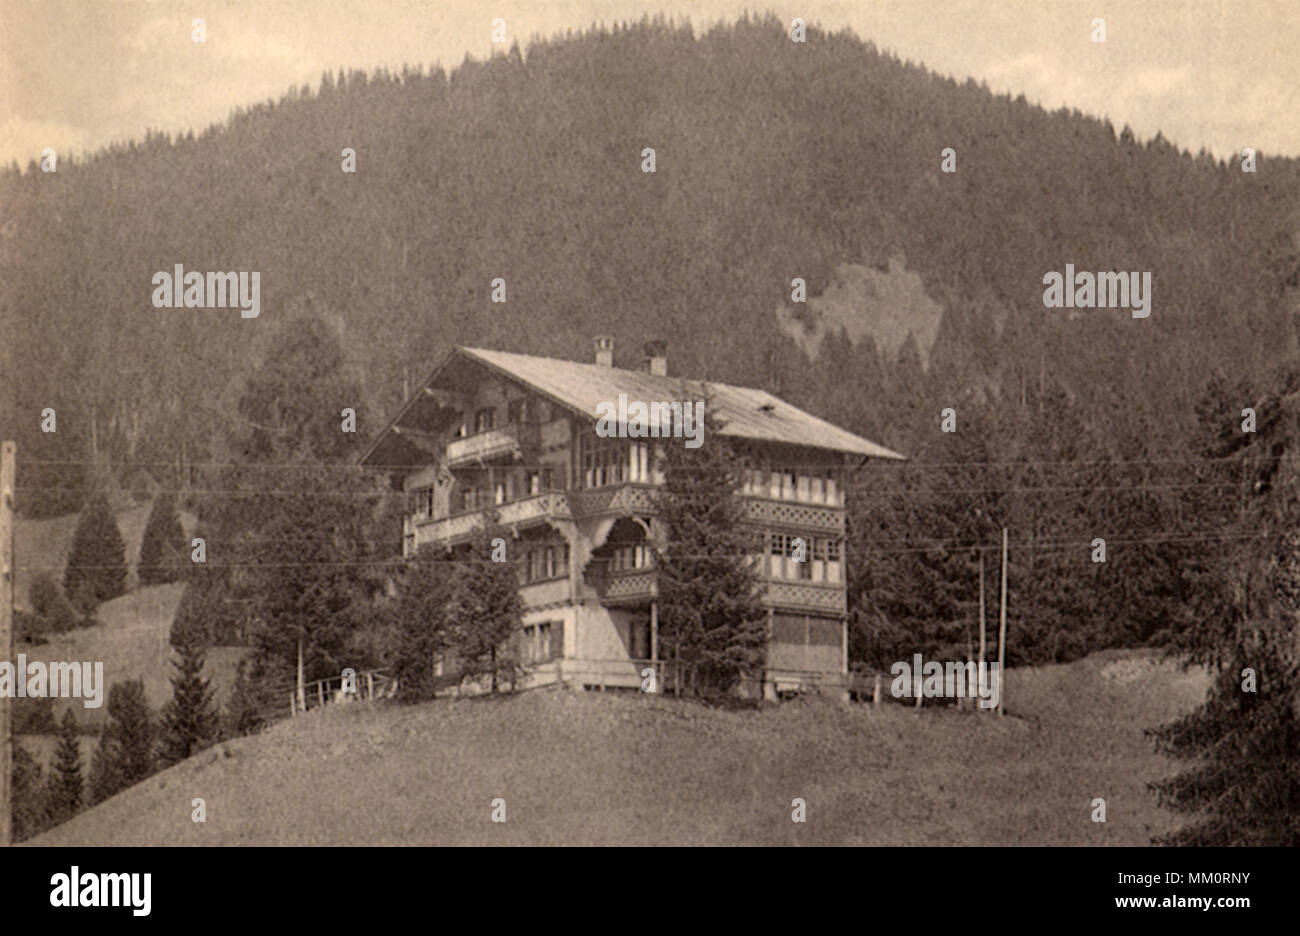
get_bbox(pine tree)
[392,549,456,701]
[652,393,767,696]
[63,492,127,612]
[221,659,264,739]
[157,639,219,767]
[137,491,185,585]
[87,735,122,807]
[12,741,50,841]
[28,572,78,634]
[88,680,155,803]
[46,710,84,824]
[1149,358,1300,845]
[449,521,524,693]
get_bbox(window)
[628,442,650,482]
[494,480,506,505]
[791,536,812,579]
[522,622,559,663]
[474,407,495,433]
[413,487,433,518]
[521,542,568,584]
[826,539,842,583]
[581,435,627,488]
[526,471,540,496]
[769,533,786,578]
[507,399,527,425]
[812,538,827,582]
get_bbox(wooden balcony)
[595,568,658,606]
[743,497,844,534]
[568,483,658,518]
[445,423,520,466]
[412,491,571,547]
[763,580,847,614]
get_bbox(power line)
[15,528,1276,572]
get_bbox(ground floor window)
[521,621,560,663]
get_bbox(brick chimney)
[643,340,668,376]
[594,335,614,367]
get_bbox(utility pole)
[997,526,1008,718]
[978,550,986,680]
[297,636,306,713]
[1,441,16,845]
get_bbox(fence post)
[873,674,881,706]
[367,672,374,701]
[318,682,325,708]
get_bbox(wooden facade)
[361,340,904,700]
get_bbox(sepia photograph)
[0,0,1294,913]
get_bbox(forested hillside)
[2,14,1299,669]
[3,14,1297,506]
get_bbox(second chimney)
[594,335,615,367]
[643,340,667,376]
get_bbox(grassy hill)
[32,649,1208,846]
[18,584,248,730]
[13,499,196,609]
[12,505,246,730]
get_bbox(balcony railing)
[763,580,847,614]
[744,497,844,533]
[445,423,520,466]
[595,568,658,605]
[568,483,658,518]
[413,490,570,547]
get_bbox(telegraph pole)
[1,441,16,845]
[997,526,1008,718]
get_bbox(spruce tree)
[157,639,219,767]
[1149,358,1300,845]
[88,680,155,803]
[138,491,185,585]
[652,393,767,696]
[28,572,78,634]
[449,521,524,693]
[87,735,122,807]
[46,710,84,824]
[222,660,264,739]
[12,741,50,841]
[393,549,456,701]
[63,492,127,611]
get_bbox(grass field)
[31,648,1209,846]
[12,505,246,734]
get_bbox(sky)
[1,0,1296,169]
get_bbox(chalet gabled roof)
[461,347,905,459]
[360,345,906,468]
